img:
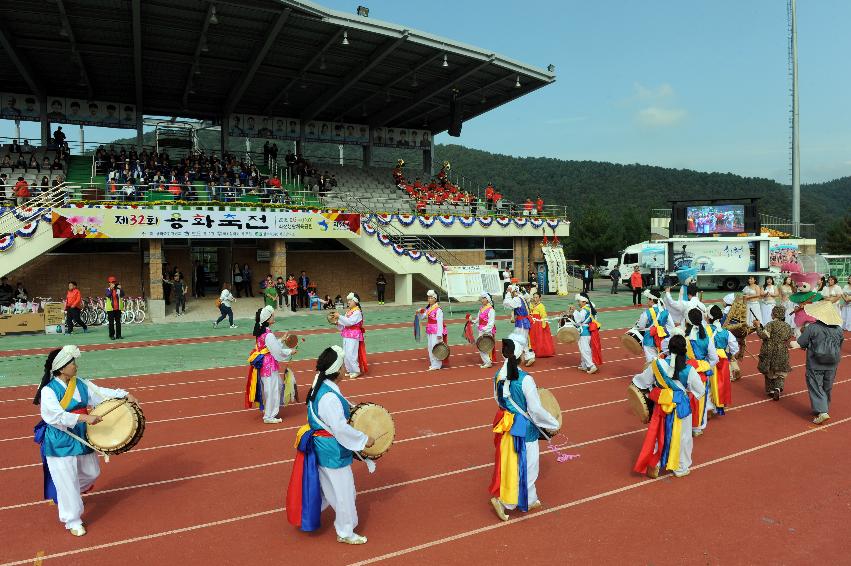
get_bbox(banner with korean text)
[52,208,360,239]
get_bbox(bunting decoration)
[392,243,406,256]
[0,233,14,252]
[418,215,437,228]
[396,213,416,226]
[530,217,545,228]
[478,216,494,227]
[458,216,477,227]
[425,253,439,264]
[546,219,561,229]
[407,250,423,260]
[375,213,393,224]
[363,222,377,235]
[495,217,512,227]
[15,220,39,238]
[438,215,456,226]
[513,217,528,228]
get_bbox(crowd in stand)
[0,132,69,205]
[282,150,338,194]
[98,147,296,203]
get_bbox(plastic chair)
[309,295,322,310]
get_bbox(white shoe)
[813,413,830,425]
[69,525,87,537]
[337,533,368,545]
[587,366,599,374]
[263,417,283,424]
[229,324,238,328]
[480,362,493,368]
[213,322,218,328]
[529,500,542,510]
[347,372,360,379]
[427,367,440,371]
[490,497,509,521]
[673,469,691,478]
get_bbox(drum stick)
[91,398,130,421]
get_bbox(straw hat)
[803,301,842,326]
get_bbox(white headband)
[259,305,275,324]
[325,345,345,375]
[346,292,359,304]
[575,294,588,303]
[51,345,81,372]
[426,290,437,299]
[723,293,735,306]
[506,334,524,358]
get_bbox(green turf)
[0,288,728,387]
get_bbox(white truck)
[618,236,780,291]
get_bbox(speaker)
[448,92,462,137]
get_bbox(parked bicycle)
[122,297,147,324]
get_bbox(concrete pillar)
[362,144,372,168]
[394,273,413,305]
[270,239,286,279]
[147,239,166,321]
[423,147,432,175]
[40,95,50,145]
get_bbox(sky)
[5,0,851,184]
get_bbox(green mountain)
[90,132,849,257]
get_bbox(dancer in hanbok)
[246,306,296,424]
[286,346,376,545]
[489,337,560,521]
[528,292,555,361]
[33,346,139,536]
[635,289,674,362]
[477,292,497,368]
[336,293,368,378]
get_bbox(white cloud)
[635,106,687,127]
[633,82,675,101]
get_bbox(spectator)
[501,267,512,294]
[535,196,544,215]
[582,264,593,293]
[523,198,533,216]
[15,153,27,171]
[10,139,21,154]
[14,281,28,302]
[39,175,49,193]
[14,177,30,206]
[232,263,244,297]
[28,155,40,173]
[630,266,644,306]
[609,265,621,294]
[275,276,287,309]
[162,263,172,305]
[263,275,277,308]
[376,273,387,305]
[0,277,14,306]
[322,294,333,310]
[105,277,124,339]
[193,260,206,298]
[54,126,67,149]
[170,273,187,316]
[64,281,87,334]
[285,274,298,312]
[242,263,254,297]
[214,282,237,328]
[794,301,844,424]
[298,270,310,308]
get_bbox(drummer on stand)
[503,284,534,366]
[333,293,368,379]
[635,289,674,362]
[489,337,560,521]
[286,346,376,545]
[33,345,139,537]
[477,292,497,368]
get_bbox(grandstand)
[0,0,562,317]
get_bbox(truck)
[617,236,780,291]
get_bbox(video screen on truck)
[685,204,745,234]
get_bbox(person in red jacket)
[485,184,494,210]
[14,177,30,206]
[523,198,533,216]
[64,281,87,334]
[535,196,544,215]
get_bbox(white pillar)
[394,273,413,306]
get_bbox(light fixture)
[194,67,201,75]
[200,38,209,52]
[442,53,448,68]
[319,56,326,70]
[209,4,219,25]
[361,105,367,117]
[515,75,521,88]
[342,31,349,45]
[59,25,69,38]
[547,64,556,73]
[411,73,418,87]
[356,5,369,17]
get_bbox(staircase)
[0,184,73,277]
[324,192,461,291]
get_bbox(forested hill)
[433,143,850,257]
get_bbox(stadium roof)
[0,0,556,134]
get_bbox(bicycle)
[122,297,147,324]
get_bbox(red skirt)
[529,320,555,358]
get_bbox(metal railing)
[321,190,462,266]
[0,182,75,236]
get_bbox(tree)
[823,215,851,254]
[568,202,619,264]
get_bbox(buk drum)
[432,341,450,361]
[620,328,644,355]
[626,384,651,424]
[348,402,395,460]
[536,388,562,439]
[476,334,495,354]
[284,334,299,348]
[86,398,146,455]
[556,325,579,344]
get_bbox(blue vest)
[713,327,730,351]
[577,306,594,337]
[42,379,93,458]
[688,332,711,361]
[514,298,531,330]
[494,369,539,443]
[308,382,353,469]
[642,306,669,346]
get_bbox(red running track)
[0,329,848,565]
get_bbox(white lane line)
[4,415,845,566]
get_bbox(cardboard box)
[0,312,45,335]
[43,303,65,334]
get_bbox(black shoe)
[771,388,780,401]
